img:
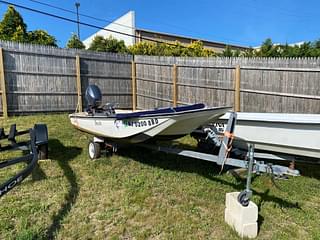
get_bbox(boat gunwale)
[220,112,320,124]
[69,106,232,119]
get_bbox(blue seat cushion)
[115,103,205,120]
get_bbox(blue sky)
[0,0,319,48]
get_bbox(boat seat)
[115,103,205,120]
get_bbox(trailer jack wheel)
[238,190,250,207]
[88,140,101,159]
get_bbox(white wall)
[83,11,135,48]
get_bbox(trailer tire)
[88,141,101,159]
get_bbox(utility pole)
[75,2,80,39]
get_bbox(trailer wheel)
[38,144,48,160]
[88,141,101,159]
[238,191,250,207]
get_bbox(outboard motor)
[85,85,115,115]
[85,84,102,110]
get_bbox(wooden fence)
[0,41,133,116]
[134,56,320,113]
[0,40,320,117]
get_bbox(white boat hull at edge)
[218,112,320,158]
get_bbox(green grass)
[0,113,320,239]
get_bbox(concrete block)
[225,208,235,226]
[226,192,258,224]
[225,192,258,238]
[234,221,258,239]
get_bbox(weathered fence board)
[0,40,319,116]
[135,55,320,113]
[0,40,132,115]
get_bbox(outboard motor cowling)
[85,85,115,116]
[85,84,102,109]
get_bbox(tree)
[187,41,215,57]
[88,35,105,51]
[128,40,216,57]
[0,6,27,41]
[28,30,57,46]
[88,35,128,53]
[298,42,312,57]
[222,45,233,57]
[66,33,85,49]
[242,48,255,57]
[128,41,157,55]
[0,6,57,46]
[257,38,279,57]
[11,25,26,42]
[104,36,127,53]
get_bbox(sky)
[0,0,319,48]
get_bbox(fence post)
[234,65,241,112]
[0,48,8,118]
[75,55,82,112]
[131,61,137,111]
[172,64,178,107]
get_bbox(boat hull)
[70,106,231,144]
[217,112,320,158]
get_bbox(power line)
[27,0,248,46]
[0,0,191,48]
[28,0,134,30]
[0,0,251,50]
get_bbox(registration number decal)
[114,118,159,128]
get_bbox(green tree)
[66,33,85,49]
[0,6,57,46]
[28,30,57,46]
[104,36,127,53]
[88,35,128,53]
[298,42,312,57]
[242,47,255,57]
[278,43,292,57]
[186,41,215,57]
[311,39,320,56]
[258,38,275,57]
[11,25,26,42]
[88,35,105,51]
[0,6,27,41]
[222,45,233,57]
[128,41,157,55]
[128,40,216,57]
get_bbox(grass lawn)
[0,113,320,240]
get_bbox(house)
[83,11,248,53]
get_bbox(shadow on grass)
[45,139,82,240]
[119,146,302,210]
[119,146,305,230]
[31,163,47,181]
[172,139,320,180]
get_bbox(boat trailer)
[139,112,300,206]
[90,112,300,207]
[0,124,48,198]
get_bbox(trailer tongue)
[0,124,48,198]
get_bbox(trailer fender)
[34,124,48,146]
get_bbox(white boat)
[217,112,320,159]
[70,104,231,144]
[70,85,231,144]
